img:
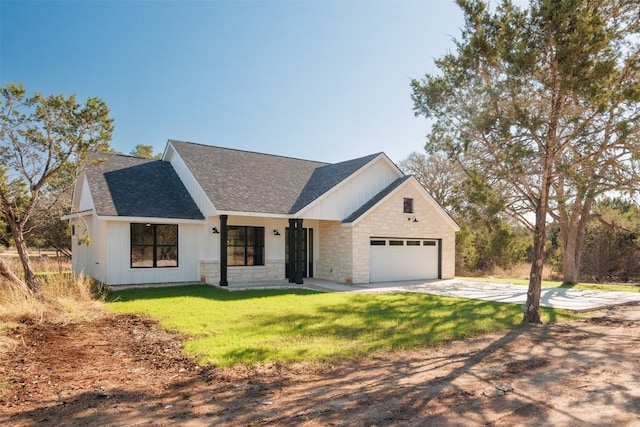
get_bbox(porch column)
[287,219,296,283]
[294,219,304,285]
[219,215,228,286]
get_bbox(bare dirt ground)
[1,303,640,427]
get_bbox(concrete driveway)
[343,279,640,311]
[224,278,640,311]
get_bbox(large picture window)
[227,226,264,266]
[131,223,178,268]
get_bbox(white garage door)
[370,238,439,283]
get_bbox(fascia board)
[294,153,403,218]
[409,177,460,231]
[166,140,218,216]
[71,171,86,210]
[346,177,460,231]
[96,215,206,224]
[61,209,94,221]
[215,210,291,219]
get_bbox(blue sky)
[1,0,464,164]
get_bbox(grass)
[106,285,576,367]
[0,255,102,324]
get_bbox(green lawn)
[106,285,574,367]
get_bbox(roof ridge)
[93,152,156,161]
[168,139,329,166]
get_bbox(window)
[131,223,178,268]
[227,226,265,266]
[403,198,414,214]
[370,240,386,246]
[407,240,420,246]
[389,240,404,246]
[423,240,437,246]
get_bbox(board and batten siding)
[78,175,94,212]
[103,221,205,286]
[71,215,108,283]
[300,158,400,221]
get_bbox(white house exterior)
[68,140,459,287]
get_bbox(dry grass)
[479,263,557,281]
[0,255,104,326]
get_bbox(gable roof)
[85,153,204,220]
[289,153,382,213]
[343,175,459,231]
[342,175,411,223]
[169,140,382,215]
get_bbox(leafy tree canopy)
[130,144,161,159]
[0,82,113,292]
[411,0,640,322]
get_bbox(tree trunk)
[562,228,579,285]
[0,257,26,289]
[561,199,592,285]
[10,222,39,293]
[524,207,546,324]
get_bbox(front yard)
[106,284,575,367]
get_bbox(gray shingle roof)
[85,153,204,220]
[342,175,411,223]
[171,141,321,215]
[289,153,382,213]
[170,140,384,214]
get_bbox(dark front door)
[285,227,313,278]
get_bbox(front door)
[285,227,314,278]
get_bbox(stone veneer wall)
[316,221,354,283]
[200,260,284,284]
[350,182,457,283]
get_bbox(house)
[67,140,459,287]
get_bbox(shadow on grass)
[107,284,320,302]
[107,284,569,367]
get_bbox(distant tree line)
[400,152,640,282]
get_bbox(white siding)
[78,175,94,212]
[201,216,319,283]
[103,221,205,286]
[301,158,400,221]
[71,215,108,283]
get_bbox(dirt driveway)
[1,303,640,426]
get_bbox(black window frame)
[403,197,414,214]
[130,223,178,268]
[227,226,265,266]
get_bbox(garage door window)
[389,240,404,246]
[423,241,436,246]
[370,240,386,246]
[407,241,420,246]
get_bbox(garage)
[369,238,440,282]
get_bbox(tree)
[24,187,73,251]
[411,0,640,322]
[0,83,113,293]
[581,198,640,282]
[399,152,530,274]
[130,144,161,159]
[398,152,467,213]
